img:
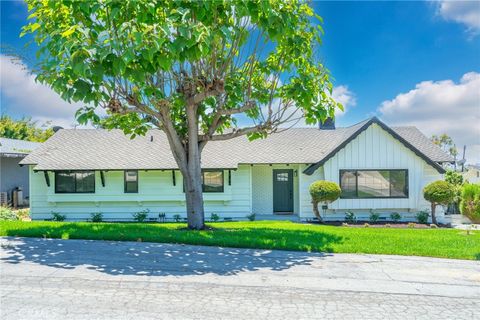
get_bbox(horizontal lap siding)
[29,165,251,220]
[299,124,443,219]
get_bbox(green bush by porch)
[1,221,478,260]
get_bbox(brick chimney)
[319,117,335,130]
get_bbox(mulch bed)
[308,221,451,229]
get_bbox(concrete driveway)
[1,237,479,320]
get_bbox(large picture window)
[202,170,224,192]
[55,171,95,193]
[124,170,138,193]
[339,170,408,199]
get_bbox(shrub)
[173,214,181,222]
[423,180,455,224]
[408,222,416,228]
[416,211,429,224]
[445,170,464,214]
[363,223,370,228]
[309,180,341,221]
[390,212,401,222]
[16,209,30,220]
[210,213,220,222]
[51,212,66,221]
[345,211,356,223]
[246,213,256,221]
[460,183,480,223]
[158,212,166,222]
[0,206,17,221]
[90,212,103,222]
[369,210,380,223]
[132,209,149,222]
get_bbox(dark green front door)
[273,169,294,213]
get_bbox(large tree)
[22,0,340,229]
[0,115,54,142]
[431,134,458,159]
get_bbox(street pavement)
[1,237,479,319]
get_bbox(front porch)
[255,214,300,222]
[250,164,301,216]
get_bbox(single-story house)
[20,117,453,222]
[0,138,41,206]
[462,165,480,184]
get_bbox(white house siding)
[298,164,324,216]
[251,164,300,214]
[298,123,444,222]
[29,165,252,221]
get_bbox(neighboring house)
[20,117,453,222]
[463,165,480,184]
[0,138,41,206]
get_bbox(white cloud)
[0,55,87,128]
[378,72,480,164]
[273,85,356,128]
[331,85,356,117]
[436,1,480,36]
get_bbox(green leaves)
[0,115,54,142]
[112,56,126,75]
[22,0,339,141]
[61,26,76,37]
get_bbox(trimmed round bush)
[424,180,455,205]
[460,183,480,223]
[423,180,455,224]
[309,180,341,221]
[309,181,342,203]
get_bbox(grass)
[1,220,479,260]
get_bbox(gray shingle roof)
[391,126,454,163]
[20,118,453,171]
[0,138,41,156]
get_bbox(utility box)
[12,187,24,208]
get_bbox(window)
[202,171,224,192]
[339,170,408,199]
[55,171,95,193]
[276,172,289,181]
[124,170,138,193]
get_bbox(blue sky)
[1,1,479,162]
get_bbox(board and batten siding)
[299,123,444,220]
[29,165,252,221]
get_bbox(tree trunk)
[431,203,437,225]
[183,162,205,230]
[312,201,322,222]
[183,104,205,230]
[158,101,207,230]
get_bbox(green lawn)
[1,220,479,260]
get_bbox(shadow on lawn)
[0,225,343,277]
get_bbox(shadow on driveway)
[1,237,333,277]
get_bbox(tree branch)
[204,123,273,142]
[201,100,257,144]
[185,78,225,106]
